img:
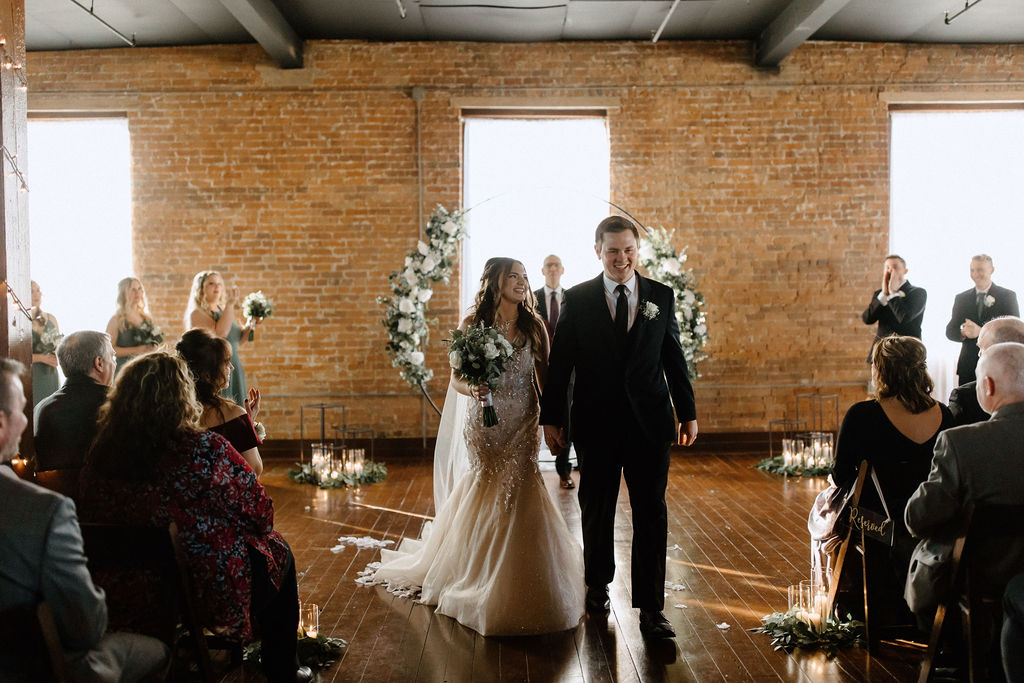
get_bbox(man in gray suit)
[906,342,1024,610]
[0,359,168,682]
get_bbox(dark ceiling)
[26,0,1024,68]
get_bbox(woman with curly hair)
[184,270,257,406]
[366,257,585,637]
[78,353,307,682]
[105,277,163,375]
[176,327,263,476]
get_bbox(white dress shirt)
[543,285,564,311]
[602,274,638,332]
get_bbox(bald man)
[948,316,1024,426]
[906,342,1024,622]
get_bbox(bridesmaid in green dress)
[106,277,164,375]
[184,270,259,407]
[30,280,61,407]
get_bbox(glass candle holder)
[299,602,319,639]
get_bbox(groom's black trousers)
[575,427,671,612]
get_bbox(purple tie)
[549,293,559,330]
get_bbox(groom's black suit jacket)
[944,283,1019,382]
[540,273,695,446]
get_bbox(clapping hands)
[244,387,261,419]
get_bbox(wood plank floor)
[251,448,924,682]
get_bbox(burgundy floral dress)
[79,430,288,640]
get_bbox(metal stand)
[335,425,376,462]
[299,403,346,463]
[795,393,840,433]
[768,418,807,459]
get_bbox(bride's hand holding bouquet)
[447,323,516,427]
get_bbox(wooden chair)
[79,522,241,683]
[0,601,69,682]
[919,503,1024,682]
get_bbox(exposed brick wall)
[24,40,1024,438]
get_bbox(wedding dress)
[363,340,585,636]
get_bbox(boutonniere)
[641,300,660,320]
[984,294,996,308]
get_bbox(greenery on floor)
[288,460,388,489]
[751,611,865,658]
[756,455,831,478]
[244,634,349,669]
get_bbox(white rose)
[639,243,655,262]
[483,343,499,359]
[404,256,413,267]
[397,318,412,333]
[694,324,707,335]
[664,257,681,274]
[409,351,425,365]
[400,341,411,350]
[398,298,416,314]
[681,307,693,321]
[442,220,458,235]
[403,269,418,286]
[449,351,462,369]
[500,338,513,353]
[417,240,430,256]
[417,288,433,303]
[683,291,695,304]
[421,255,439,272]
[411,333,420,344]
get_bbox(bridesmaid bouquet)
[129,318,165,347]
[242,291,275,341]
[34,328,63,355]
[447,324,516,427]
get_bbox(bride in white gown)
[363,258,584,636]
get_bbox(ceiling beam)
[217,0,303,69]
[755,0,852,67]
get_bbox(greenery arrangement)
[751,611,865,658]
[446,323,517,427]
[244,634,348,669]
[756,455,832,478]
[242,291,275,341]
[288,460,388,489]
[638,226,708,379]
[33,327,64,355]
[379,205,467,387]
[127,317,165,347]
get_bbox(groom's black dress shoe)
[585,587,610,613]
[639,610,676,639]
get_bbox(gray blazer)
[905,401,1024,593]
[0,465,106,674]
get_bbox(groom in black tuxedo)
[540,216,698,639]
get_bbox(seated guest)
[948,316,1024,426]
[0,359,169,682]
[906,342,1024,622]
[33,331,116,471]
[78,353,309,683]
[1003,572,1024,682]
[831,336,954,614]
[176,327,263,476]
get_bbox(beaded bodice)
[463,340,541,510]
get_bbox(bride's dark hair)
[470,257,546,359]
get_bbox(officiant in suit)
[861,254,927,362]
[541,216,697,640]
[535,254,575,488]
[945,254,1019,384]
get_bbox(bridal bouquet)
[447,324,516,427]
[242,291,274,341]
[128,318,164,347]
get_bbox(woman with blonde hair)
[184,270,257,406]
[30,280,61,406]
[79,352,307,682]
[366,257,584,637]
[106,277,163,375]
[176,327,263,476]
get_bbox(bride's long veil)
[432,380,470,512]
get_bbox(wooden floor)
[253,447,924,682]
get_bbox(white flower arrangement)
[639,226,709,379]
[984,294,996,308]
[379,205,467,387]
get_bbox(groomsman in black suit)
[541,216,697,639]
[945,254,1020,384]
[535,255,574,488]
[861,254,927,361]
[948,316,1024,426]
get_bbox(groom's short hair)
[595,216,640,246]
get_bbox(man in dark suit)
[0,359,168,682]
[948,316,1024,426]
[34,331,116,471]
[861,254,927,361]
[945,254,1020,384]
[906,342,1024,622]
[541,216,697,639]
[535,254,576,488]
